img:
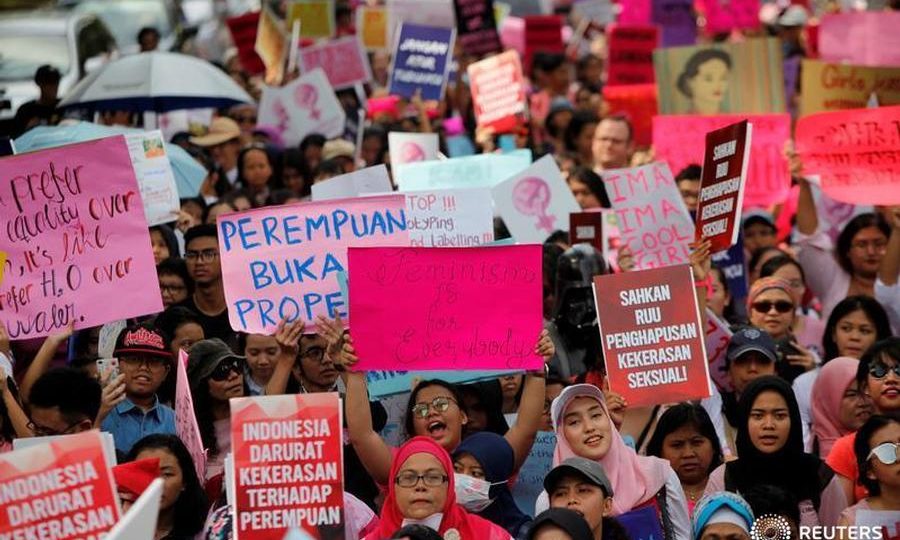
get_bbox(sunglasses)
[867,442,899,465]
[868,363,900,379]
[211,358,244,381]
[411,397,457,419]
[751,300,794,314]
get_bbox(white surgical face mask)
[454,473,503,513]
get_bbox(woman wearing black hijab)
[527,508,594,540]
[703,375,848,526]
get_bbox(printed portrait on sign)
[654,38,785,115]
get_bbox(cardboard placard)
[226,12,266,75]
[468,50,527,133]
[287,0,336,39]
[0,137,162,340]
[593,265,710,407]
[298,37,372,89]
[175,350,207,484]
[653,114,790,209]
[231,393,344,539]
[105,478,162,540]
[795,105,900,205]
[819,12,900,68]
[510,431,556,517]
[696,120,752,252]
[358,6,388,50]
[388,23,456,101]
[607,25,658,86]
[404,188,495,247]
[255,7,288,86]
[454,0,503,56]
[0,431,121,539]
[800,60,900,116]
[258,69,345,148]
[492,155,582,243]
[348,245,543,371]
[602,162,695,269]
[217,195,409,334]
[124,130,180,227]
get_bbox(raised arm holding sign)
[696,120,752,253]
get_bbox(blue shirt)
[101,396,176,455]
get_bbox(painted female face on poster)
[677,49,733,114]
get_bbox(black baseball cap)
[543,457,614,497]
[726,326,777,366]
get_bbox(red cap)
[113,458,160,498]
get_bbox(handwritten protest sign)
[367,369,516,398]
[0,430,121,539]
[389,24,455,101]
[0,251,6,286]
[454,0,502,55]
[176,350,207,484]
[699,0,758,35]
[405,188,494,246]
[0,137,162,340]
[349,245,543,371]
[819,12,900,68]
[653,114,790,209]
[259,68,345,147]
[231,393,343,539]
[106,478,162,540]
[358,6,388,50]
[493,155,581,243]
[705,309,733,393]
[255,7,287,86]
[311,165,393,201]
[594,265,710,407]
[697,120,752,253]
[800,60,900,115]
[795,105,900,205]
[602,84,656,147]
[287,0,335,39]
[124,130,179,226]
[468,50,527,133]
[606,25,658,86]
[217,195,409,334]
[298,37,372,89]
[388,132,439,166]
[395,149,532,191]
[511,431,555,516]
[652,0,696,46]
[602,162,694,270]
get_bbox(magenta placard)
[298,36,372,89]
[348,245,543,370]
[700,0,759,34]
[0,136,162,340]
[653,114,790,209]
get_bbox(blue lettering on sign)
[233,289,348,330]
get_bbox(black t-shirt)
[14,99,61,136]
[178,296,236,350]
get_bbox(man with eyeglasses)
[827,338,900,505]
[100,322,177,456]
[181,224,235,348]
[27,367,101,437]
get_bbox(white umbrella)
[59,52,254,113]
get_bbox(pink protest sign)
[602,162,695,270]
[615,0,650,24]
[0,136,162,340]
[700,0,759,35]
[705,309,733,393]
[298,37,372,89]
[795,105,900,205]
[468,50,527,133]
[653,114,791,209]
[217,195,409,334]
[176,350,206,483]
[819,12,900,68]
[348,246,543,371]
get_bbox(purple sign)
[388,23,456,102]
[652,0,697,46]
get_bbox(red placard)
[593,265,710,407]
[606,25,658,86]
[0,431,121,539]
[696,120,752,253]
[226,12,266,75]
[468,50,527,133]
[795,105,900,206]
[570,211,605,252]
[602,83,657,147]
[231,393,344,539]
[524,16,564,72]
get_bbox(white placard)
[311,164,394,201]
[125,130,180,226]
[258,68,346,147]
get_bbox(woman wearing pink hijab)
[810,357,873,458]
[544,384,691,540]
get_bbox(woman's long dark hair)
[854,415,898,497]
[236,144,281,191]
[646,403,724,477]
[836,213,890,275]
[822,296,892,362]
[127,434,209,537]
[0,377,20,443]
[191,371,249,458]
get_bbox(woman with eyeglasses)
[837,415,900,530]
[747,277,818,383]
[363,436,514,540]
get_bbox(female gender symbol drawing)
[294,83,321,120]
[399,141,426,163]
[512,177,556,233]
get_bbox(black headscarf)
[725,376,834,510]
[528,508,594,540]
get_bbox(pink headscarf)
[810,357,862,457]
[364,436,511,540]
[747,276,799,310]
[550,384,671,515]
